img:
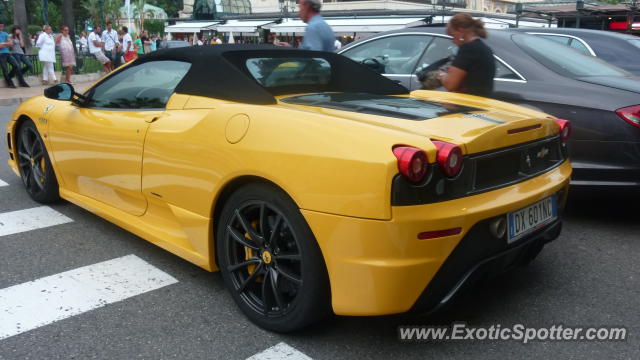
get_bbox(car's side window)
[341,35,432,74]
[86,60,191,109]
[541,35,571,45]
[568,39,591,55]
[413,36,457,73]
[494,59,522,80]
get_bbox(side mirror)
[43,83,75,101]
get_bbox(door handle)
[146,116,160,123]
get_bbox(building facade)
[119,3,168,34]
[247,0,547,14]
[180,0,253,19]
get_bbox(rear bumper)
[410,219,561,314]
[301,160,571,316]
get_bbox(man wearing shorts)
[87,26,111,73]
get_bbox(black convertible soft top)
[133,44,408,105]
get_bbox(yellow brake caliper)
[244,220,262,282]
[38,157,46,184]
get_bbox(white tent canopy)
[269,17,427,34]
[215,20,275,33]
[165,21,219,33]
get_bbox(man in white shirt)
[121,26,134,62]
[87,26,111,73]
[101,21,120,69]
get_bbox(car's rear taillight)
[552,118,571,142]
[616,105,640,129]
[432,140,463,177]
[392,146,428,183]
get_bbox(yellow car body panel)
[277,91,558,155]
[47,106,161,216]
[305,161,571,315]
[6,86,572,315]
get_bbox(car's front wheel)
[16,120,60,203]
[216,183,331,332]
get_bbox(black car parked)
[339,28,640,190]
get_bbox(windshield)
[511,34,630,78]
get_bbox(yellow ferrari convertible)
[5,45,571,332]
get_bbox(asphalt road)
[0,101,639,359]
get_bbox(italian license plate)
[507,196,557,243]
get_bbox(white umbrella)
[228,32,235,44]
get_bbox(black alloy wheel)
[217,184,330,332]
[16,120,60,203]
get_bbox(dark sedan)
[510,28,640,75]
[338,28,640,190]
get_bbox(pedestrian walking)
[101,21,121,69]
[435,13,496,97]
[87,26,112,74]
[121,26,135,62]
[55,25,76,83]
[36,25,57,85]
[151,35,158,51]
[298,0,334,51]
[8,25,31,87]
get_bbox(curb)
[4,72,102,88]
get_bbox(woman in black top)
[437,14,496,97]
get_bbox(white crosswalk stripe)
[0,206,73,237]
[0,179,7,187]
[247,342,313,360]
[0,254,179,340]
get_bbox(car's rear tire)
[216,183,331,332]
[15,120,60,203]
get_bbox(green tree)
[2,0,15,25]
[30,0,63,29]
[133,0,148,31]
[104,0,121,23]
[82,0,100,26]
[147,0,183,18]
[144,19,164,35]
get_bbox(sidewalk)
[0,73,101,101]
